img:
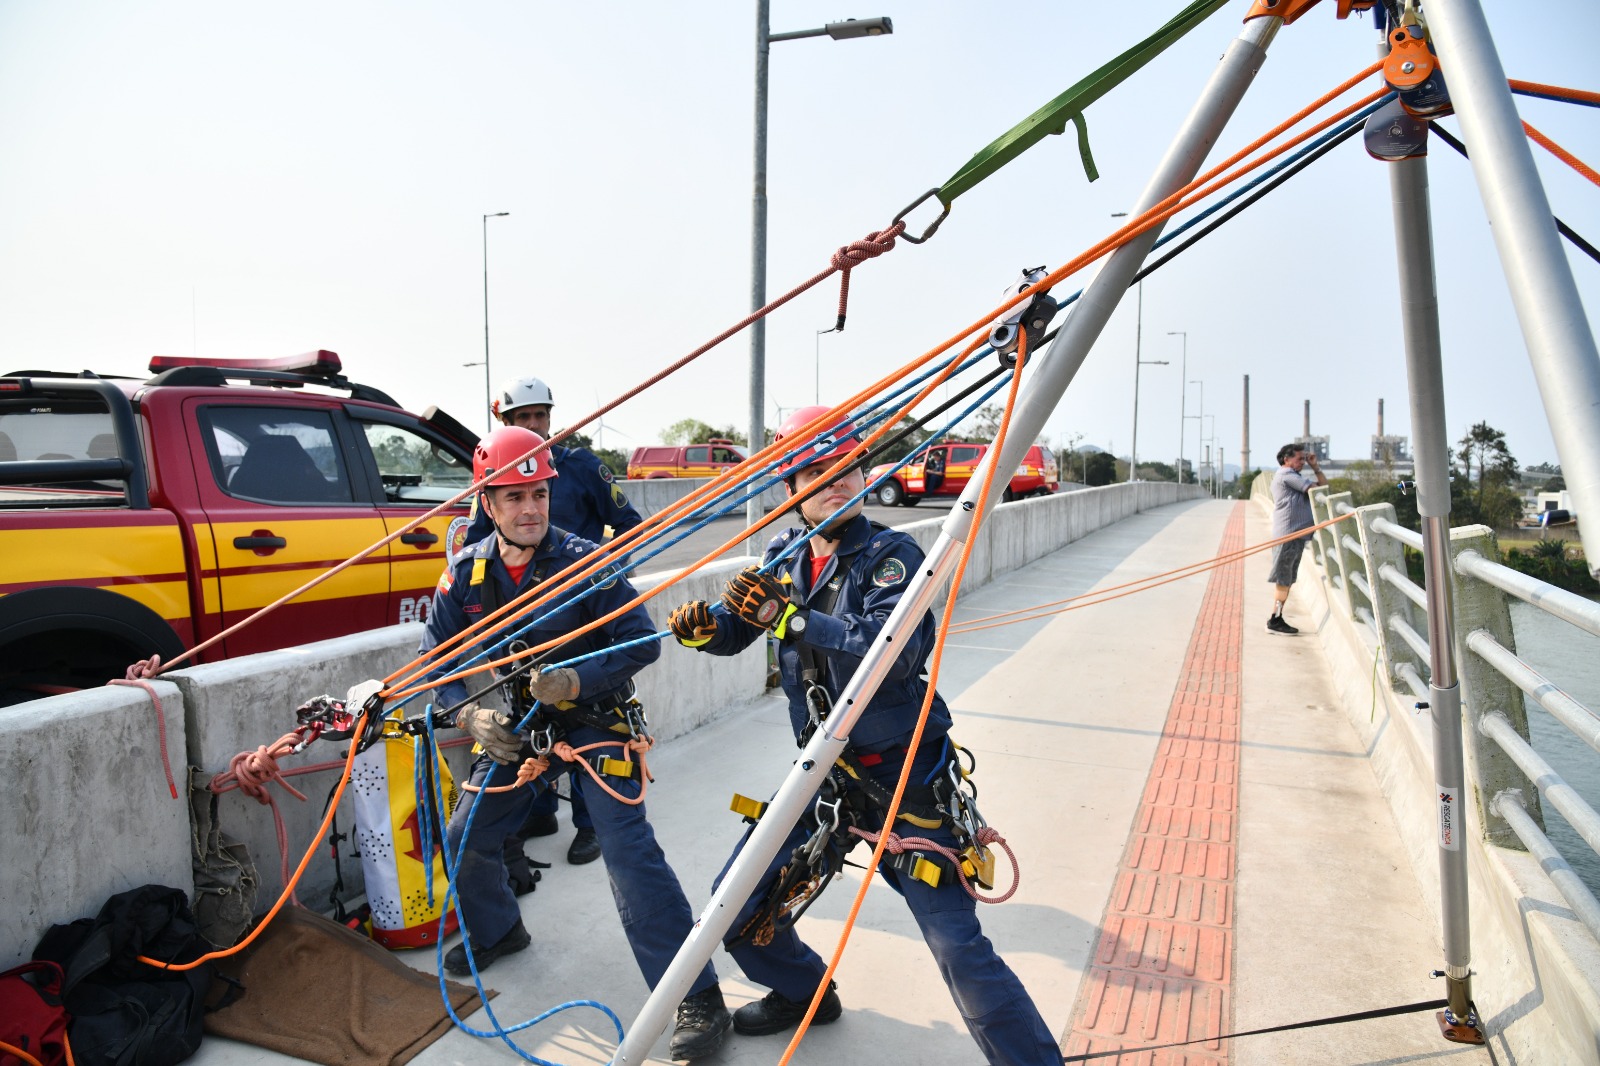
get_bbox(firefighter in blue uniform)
[424,426,731,1059]
[667,406,1059,1066]
[464,376,644,863]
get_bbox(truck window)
[0,405,128,506]
[685,445,709,464]
[950,445,982,464]
[203,408,354,504]
[710,446,739,464]
[359,422,473,504]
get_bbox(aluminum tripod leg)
[610,15,1283,1063]
[1387,144,1480,1037]
[1426,0,1600,577]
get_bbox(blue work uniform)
[420,530,717,998]
[465,445,641,829]
[466,444,642,546]
[690,512,1059,1066]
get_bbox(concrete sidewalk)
[191,498,1489,1065]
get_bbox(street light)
[1186,378,1204,490]
[748,4,893,534]
[482,211,510,434]
[1167,331,1187,483]
[1109,213,1167,483]
[814,327,833,405]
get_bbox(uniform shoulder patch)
[610,485,629,507]
[436,568,453,595]
[872,557,907,588]
[597,462,615,484]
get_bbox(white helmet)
[492,376,555,422]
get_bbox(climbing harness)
[727,738,1008,950]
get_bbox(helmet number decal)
[516,455,542,478]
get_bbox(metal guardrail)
[1310,487,1600,944]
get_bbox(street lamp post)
[1168,331,1187,482]
[1127,283,1168,481]
[1186,378,1204,490]
[749,6,893,534]
[482,211,510,433]
[814,327,832,405]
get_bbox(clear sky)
[2,1,1595,473]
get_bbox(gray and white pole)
[612,13,1284,1063]
[1385,115,1479,1037]
[1427,0,1600,577]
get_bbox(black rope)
[1430,122,1600,267]
[1132,119,1365,287]
[1062,997,1449,1062]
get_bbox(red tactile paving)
[1064,504,1245,1065]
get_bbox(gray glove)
[528,666,580,706]
[456,703,522,764]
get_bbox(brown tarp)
[205,907,493,1066]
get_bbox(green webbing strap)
[936,0,1233,206]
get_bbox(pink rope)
[828,221,905,331]
[209,730,314,907]
[107,657,179,799]
[849,823,1020,903]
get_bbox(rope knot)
[828,220,907,332]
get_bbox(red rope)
[830,221,905,330]
[108,658,179,799]
[847,824,1020,903]
[208,730,315,907]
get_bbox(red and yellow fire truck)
[0,352,478,703]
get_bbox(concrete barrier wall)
[1,480,1201,963]
[620,476,785,518]
[1261,492,1600,1065]
[0,680,191,967]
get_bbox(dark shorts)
[1268,536,1308,586]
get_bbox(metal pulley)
[1364,97,1430,161]
[987,266,1058,369]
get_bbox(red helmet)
[774,405,864,479]
[473,426,559,487]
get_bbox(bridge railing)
[1308,485,1600,943]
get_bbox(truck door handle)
[400,530,439,546]
[233,534,287,551]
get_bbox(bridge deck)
[192,498,1491,1065]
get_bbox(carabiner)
[531,725,556,758]
[892,188,951,246]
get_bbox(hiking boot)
[732,981,842,1036]
[669,984,732,1060]
[517,810,560,839]
[1266,614,1299,636]
[444,920,531,976]
[567,826,602,865]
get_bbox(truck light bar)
[147,350,342,376]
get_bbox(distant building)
[1371,434,1410,463]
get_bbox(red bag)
[0,960,71,1066]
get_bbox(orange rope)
[0,1040,45,1066]
[1509,78,1600,108]
[778,328,1033,1063]
[949,511,1356,634]
[385,68,1387,700]
[133,710,369,970]
[1523,119,1600,189]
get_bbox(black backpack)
[31,885,219,1066]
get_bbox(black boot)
[732,981,842,1036]
[566,826,602,865]
[669,984,732,1060]
[443,920,531,976]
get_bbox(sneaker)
[566,826,602,865]
[732,981,842,1036]
[443,920,531,976]
[669,984,733,1060]
[1266,614,1299,636]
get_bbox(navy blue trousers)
[446,724,716,995]
[713,747,1060,1066]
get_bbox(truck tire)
[0,587,186,703]
[876,481,905,507]
[903,494,922,507]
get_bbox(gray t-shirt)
[1271,465,1316,539]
